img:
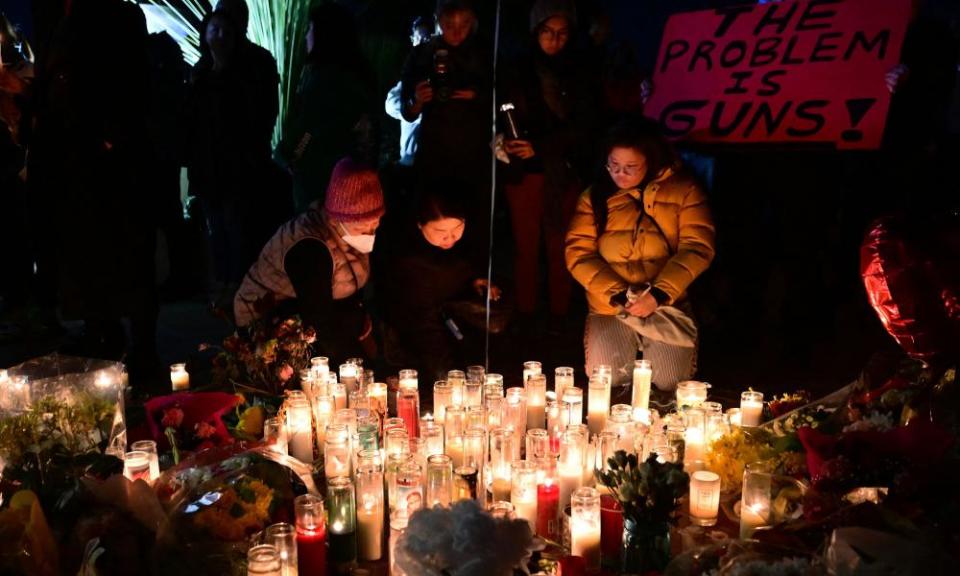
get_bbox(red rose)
[161,407,185,429]
[195,420,217,440]
[279,364,294,382]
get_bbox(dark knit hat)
[529,0,577,32]
[436,0,475,17]
[324,157,385,222]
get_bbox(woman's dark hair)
[415,190,467,226]
[589,117,678,234]
[196,10,240,67]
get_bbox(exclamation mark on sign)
[841,98,877,143]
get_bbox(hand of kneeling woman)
[625,291,658,318]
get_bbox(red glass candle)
[599,493,623,561]
[294,494,327,574]
[397,388,420,438]
[560,555,586,576]
[537,482,560,540]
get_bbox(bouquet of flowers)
[204,308,316,397]
[144,392,242,464]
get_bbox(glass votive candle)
[536,457,560,540]
[727,407,743,428]
[454,464,480,502]
[355,414,379,452]
[462,428,486,472]
[433,380,453,425]
[489,501,515,519]
[396,461,423,514]
[559,429,585,511]
[504,387,528,437]
[684,408,707,465]
[385,452,413,513]
[595,430,619,476]
[466,365,485,383]
[740,391,764,427]
[525,429,550,462]
[247,544,281,576]
[389,510,408,576]
[264,523,297,576]
[367,382,388,419]
[123,450,151,483]
[485,394,504,429]
[324,434,352,480]
[130,439,160,483]
[421,419,444,458]
[523,361,542,382]
[169,363,189,391]
[447,369,466,405]
[326,477,358,570]
[488,428,514,502]
[398,369,418,392]
[485,373,504,389]
[339,363,359,395]
[397,387,419,439]
[511,460,538,530]
[331,382,347,411]
[355,464,384,561]
[632,359,652,411]
[356,448,382,473]
[570,487,602,572]
[294,494,326,575]
[464,379,483,408]
[561,387,584,428]
[524,374,547,431]
[465,405,484,430]
[310,356,330,382]
[554,367,574,403]
[545,392,562,455]
[313,394,334,446]
[587,375,611,437]
[385,428,409,458]
[740,461,772,539]
[690,470,721,526]
[426,453,454,508]
[676,380,710,409]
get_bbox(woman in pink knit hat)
[234,157,385,361]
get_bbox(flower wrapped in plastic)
[143,392,243,464]
[151,442,318,574]
[0,355,126,505]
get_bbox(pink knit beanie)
[324,157,385,222]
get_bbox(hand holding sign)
[644,0,912,149]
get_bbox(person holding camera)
[400,0,492,266]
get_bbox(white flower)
[843,412,894,433]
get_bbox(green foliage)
[597,451,689,529]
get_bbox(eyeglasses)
[605,162,642,176]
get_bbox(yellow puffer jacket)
[565,168,716,316]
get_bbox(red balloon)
[860,215,960,361]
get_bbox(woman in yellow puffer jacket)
[565,120,715,390]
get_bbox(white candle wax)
[526,403,545,431]
[491,477,511,502]
[689,470,721,525]
[357,501,383,561]
[558,465,581,511]
[684,428,705,464]
[632,364,652,410]
[513,497,537,530]
[446,438,464,469]
[570,517,601,569]
[740,398,763,427]
[289,430,313,464]
[740,503,768,539]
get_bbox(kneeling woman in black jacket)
[378,192,499,381]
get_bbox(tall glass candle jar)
[247,544,281,576]
[504,387,528,447]
[445,406,466,468]
[398,369,418,392]
[454,465,480,501]
[485,394,504,429]
[571,487,602,572]
[326,477,357,572]
[426,454,454,508]
[545,392,562,455]
[421,419,444,458]
[264,523,297,576]
[396,387,419,439]
[264,417,287,455]
[523,361,542,382]
[631,359,651,409]
[561,387,583,428]
[595,430,619,478]
[558,429,585,512]
[356,448,382,472]
[536,457,560,541]
[740,391,764,427]
[310,356,330,383]
[525,429,550,462]
[524,374,547,431]
[386,452,413,513]
[331,382,347,411]
[488,428,514,503]
[464,378,483,408]
[740,462,772,539]
[396,461,423,514]
[389,510,408,576]
[285,398,314,464]
[123,450,151,483]
[295,494,326,575]
[592,364,612,386]
[313,394,334,448]
[587,375,611,437]
[465,405,484,430]
[463,428,486,473]
[433,380,453,425]
[324,434,351,480]
[355,414,379,452]
[447,370,465,406]
[727,407,743,427]
[485,373,504,390]
[355,464,384,561]
[690,470,721,526]
[511,460,538,530]
[367,382,388,421]
[684,408,706,465]
[130,440,160,483]
[339,363,359,395]
[554,367,574,404]
[466,365,485,384]
[384,428,409,458]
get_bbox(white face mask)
[339,223,376,254]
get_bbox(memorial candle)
[511,460,538,530]
[324,433,351,480]
[286,398,314,464]
[397,387,419,438]
[631,359,652,411]
[561,387,583,428]
[389,510,408,576]
[356,465,384,561]
[123,451,151,483]
[426,454,454,507]
[570,487,601,572]
[545,392,562,455]
[247,545,281,576]
[488,428,514,503]
[421,415,444,457]
[587,375,610,437]
[676,380,709,409]
[740,462,772,539]
[169,363,189,391]
[524,374,547,431]
[536,457,560,540]
[558,429,585,511]
[367,382,388,421]
[504,387,527,450]
[264,523,297,576]
[554,367,574,406]
[454,465,479,501]
[689,470,721,526]
[447,370,465,406]
[295,494,326,576]
[525,429,550,462]
[396,461,423,514]
[398,369,418,392]
[130,440,161,484]
[684,408,706,466]
[332,382,347,411]
[310,356,329,383]
[433,380,453,425]
[740,391,764,427]
[339,363,359,395]
[327,477,358,572]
